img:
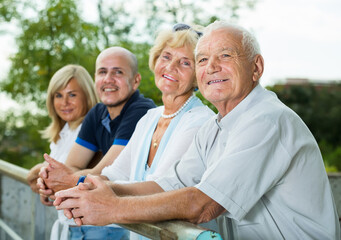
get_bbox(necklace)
[161,95,194,119]
[152,131,162,149]
[152,128,164,149]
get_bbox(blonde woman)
[27,64,98,203]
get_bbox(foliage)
[0,110,50,169]
[96,0,135,48]
[319,140,341,172]
[1,0,100,108]
[267,83,341,171]
[121,41,163,105]
[0,0,21,22]
[195,91,218,113]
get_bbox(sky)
[0,0,341,110]
[237,0,341,86]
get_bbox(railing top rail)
[0,159,29,184]
[328,172,341,177]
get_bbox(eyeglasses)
[172,23,203,37]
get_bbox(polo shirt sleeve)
[195,118,292,221]
[112,104,151,146]
[75,106,99,152]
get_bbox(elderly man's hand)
[42,153,79,192]
[54,175,117,226]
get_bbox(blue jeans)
[69,226,129,240]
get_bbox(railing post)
[30,193,36,240]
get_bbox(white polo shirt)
[156,84,340,239]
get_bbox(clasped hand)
[37,153,77,206]
[54,175,118,226]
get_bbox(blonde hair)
[149,24,203,72]
[41,64,99,143]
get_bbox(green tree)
[1,0,100,108]
[96,0,134,49]
[0,0,21,22]
[0,110,50,168]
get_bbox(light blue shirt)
[156,85,340,239]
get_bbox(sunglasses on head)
[172,23,203,37]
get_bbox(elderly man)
[54,21,340,239]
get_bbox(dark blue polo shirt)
[76,90,155,155]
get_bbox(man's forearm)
[46,173,79,192]
[109,187,216,224]
[65,143,96,171]
[108,181,164,197]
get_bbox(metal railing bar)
[0,218,23,240]
[0,160,28,184]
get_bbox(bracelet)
[76,175,86,186]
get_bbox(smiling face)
[195,28,263,115]
[154,45,196,98]
[95,49,140,108]
[53,78,87,124]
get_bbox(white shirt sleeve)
[101,111,150,182]
[196,117,291,220]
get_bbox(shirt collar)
[100,90,140,133]
[101,114,111,133]
[215,84,264,130]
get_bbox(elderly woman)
[26,64,98,239]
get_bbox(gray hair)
[195,20,261,61]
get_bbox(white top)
[156,85,340,240]
[102,97,214,183]
[50,123,81,240]
[49,123,81,164]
